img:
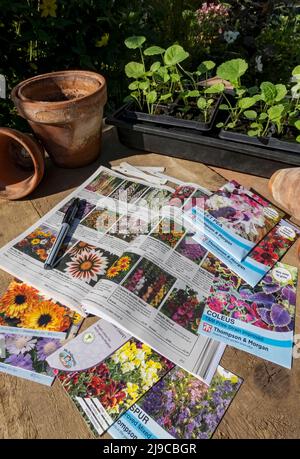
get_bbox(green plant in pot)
[215,58,260,131]
[123,36,224,130]
[218,62,300,151]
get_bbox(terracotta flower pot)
[11,70,107,168]
[269,168,300,220]
[0,128,45,200]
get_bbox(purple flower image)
[0,333,61,382]
[36,338,62,360]
[176,233,207,264]
[137,366,242,439]
[5,353,34,371]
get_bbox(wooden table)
[0,126,299,439]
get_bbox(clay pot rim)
[0,127,45,200]
[12,70,107,108]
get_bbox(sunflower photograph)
[0,281,39,319]
[0,280,82,338]
[55,241,119,286]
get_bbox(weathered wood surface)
[0,126,299,439]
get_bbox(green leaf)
[216,58,248,85]
[186,90,200,98]
[197,97,207,110]
[292,65,300,76]
[238,97,257,109]
[159,93,172,101]
[267,104,285,121]
[128,81,139,90]
[125,62,145,78]
[139,81,150,90]
[275,84,287,102]
[250,122,260,128]
[248,130,259,137]
[164,45,189,66]
[144,46,165,56]
[197,60,215,74]
[204,83,224,94]
[216,122,224,128]
[124,36,146,49]
[260,81,277,103]
[219,104,229,110]
[295,120,300,130]
[146,90,157,104]
[244,110,257,119]
[227,122,236,129]
[170,73,180,82]
[258,112,268,120]
[296,135,300,143]
[150,61,161,72]
[236,88,246,97]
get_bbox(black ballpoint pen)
[44,198,80,269]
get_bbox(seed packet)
[46,320,174,437]
[198,262,297,368]
[0,332,62,385]
[108,365,242,439]
[193,219,300,287]
[0,279,83,339]
[184,180,284,262]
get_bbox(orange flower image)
[0,281,39,318]
[20,300,71,332]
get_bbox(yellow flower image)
[106,265,121,278]
[0,282,39,318]
[116,256,131,270]
[20,300,71,332]
[31,238,41,245]
[125,382,140,403]
[72,312,83,325]
[40,0,57,18]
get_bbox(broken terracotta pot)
[11,70,107,168]
[0,127,45,200]
[269,168,300,220]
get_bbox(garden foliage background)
[1,0,300,128]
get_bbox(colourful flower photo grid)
[0,280,82,336]
[206,262,297,332]
[204,181,281,243]
[0,333,62,380]
[135,366,242,439]
[160,282,205,334]
[58,339,173,433]
[85,171,124,196]
[80,208,121,233]
[151,218,185,248]
[55,241,119,286]
[123,258,176,308]
[13,224,76,264]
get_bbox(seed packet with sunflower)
[0,279,83,339]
